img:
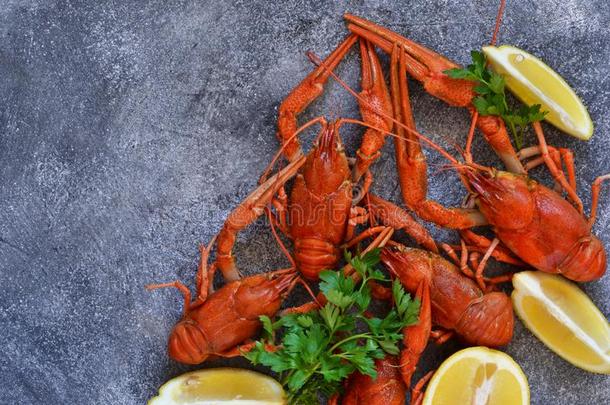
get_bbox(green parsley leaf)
[488,73,505,94]
[343,249,353,263]
[260,315,274,339]
[288,369,310,392]
[360,248,381,268]
[245,250,422,403]
[319,270,355,304]
[319,303,340,331]
[445,67,475,80]
[378,338,400,355]
[471,50,486,75]
[472,96,490,115]
[353,288,371,312]
[474,83,491,95]
[443,50,549,149]
[319,353,353,382]
[297,315,314,328]
[325,289,354,309]
[393,279,421,325]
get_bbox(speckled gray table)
[1,1,609,404]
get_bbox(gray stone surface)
[1,0,608,404]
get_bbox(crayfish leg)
[215,155,305,281]
[327,394,340,405]
[366,193,438,253]
[400,280,431,388]
[409,370,434,405]
[459,229,524,266]
[345,13,525,174]
[280,301,319,316]
[387,44,486,230]
[532,122,583,211]
[589,174,610,227]
[344,205,371,242]
[519,144,576,194]
[430,329,454,345]
[145,281,192,317]
[194,237,217,304]
[353,38,394,181]
[277,34,357,160]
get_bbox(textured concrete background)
[1,0,609,404]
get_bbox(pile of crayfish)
[148,3,608,404]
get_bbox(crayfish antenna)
[307,51,460,167]
[265,206,296,269]
[490,0,507,45]
[277,34,357,161]
[259,116,327,184]
[216,155,306,282]
[146,281,192,317]
[294,277,321,306]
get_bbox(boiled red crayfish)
[330,16,608,283]
[329,357,407,405]
[215,32,438,281]
[215,119,370,281]
[147,241,300,364]
[381,243,514,393]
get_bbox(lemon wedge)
[148,368,286,405]
[483,45,593,140]
[422,347,529,405]
[512,271,610,374]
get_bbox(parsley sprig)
[444,50,548,149]
[244,249,420,404]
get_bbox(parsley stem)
[329,333,373,353]
[500,96,522,149]
[284,363,320,390]
[508,119,521,149]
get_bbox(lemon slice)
[483,45,593,140]
[423,347,529,405]
[148,368,286,405]
[512,271,610,374]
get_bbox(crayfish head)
[380,246,432,292]
[302,121,350,195]
[168,319,210,364]
[467,168,535,230]
[233,270,298,318]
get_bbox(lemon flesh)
[148,368,286,405]
[483,45,593,140]
[512,271,610,374]
[422,347,529,405]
